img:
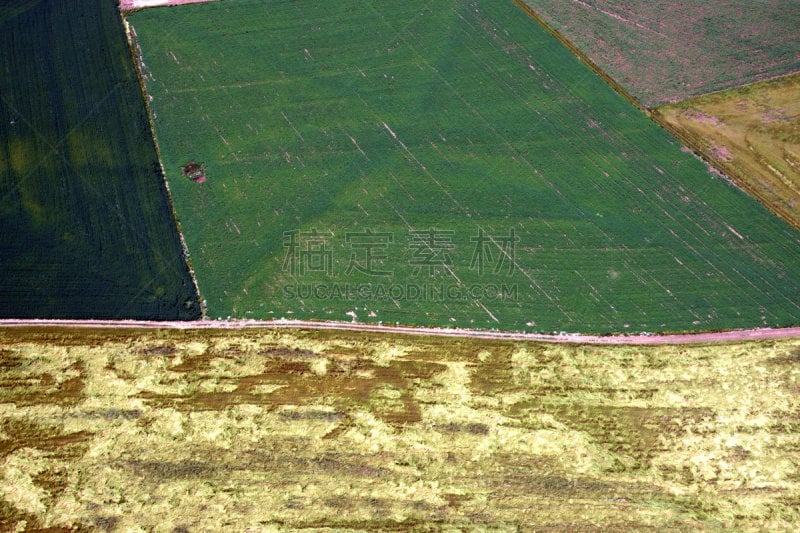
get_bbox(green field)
[2,326,799,530]
[0,0,199,319]
[130,0,800,334]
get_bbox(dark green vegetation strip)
[130,0,800,334]
[524,0,800,108]
[0,0,200,319]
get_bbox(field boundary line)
[651,106,800,232]
[123,19,207,317]
[1,319,799,345]
[664,71,800,106]
[512,0,648,114]
[515,0,800,232]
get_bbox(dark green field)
[130,0,800,334]
[0,0,199,319]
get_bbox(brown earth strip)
[2,319,799,345]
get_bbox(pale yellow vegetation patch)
[2,448,50,516]
[309,357,329,375]
[656,73,800,228]
[371,341,412,366]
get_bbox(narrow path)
[119,0,220,10]
[1,319,799,345]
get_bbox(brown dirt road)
[1,318,799,344]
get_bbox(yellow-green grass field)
[1,327,799,530]
[655,74,800,230]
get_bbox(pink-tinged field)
[524,0,800,107]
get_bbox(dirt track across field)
[1,319,799,345]
[119,0,219,10]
